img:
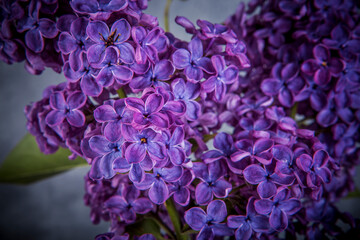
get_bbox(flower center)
[140,137,147,144]
[100,29,120,47]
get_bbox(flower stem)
[147,212,176,240]
[117,88,127,99]
[165,198,187,240]
[164,0,172,32]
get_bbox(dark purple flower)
[45,91,86,127]
[261,62,304,107]
[132,26,167,64]
[162,127,186,165]
[253,18,292,48]
[168,169,194,206]
[86,19,134,65]
[227,197,270,240]
[243,162,295,198]
[254,188,301,232]
[171,78,201,121]
[94,99,133,142]
[122,125,166,164]
[89,136,130,180]
[301,44,344,85]
[197,19,237,43]
[202,55,239,101]
[201,132,236,163]
[130,59,174,91]
[70,0,128,20]
[296,149,332,188]
[105,185,152,223]
[95,47,134,87]
[185,200,232,240]
[134,165,183,204]
[125,93,169,128]
[172,37,214,80]
[58,17,94,72]
[193,161,232,205]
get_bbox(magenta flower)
[168,169,194,206]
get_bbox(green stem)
[117,88,127,99]
[147,213,176,240]
[290,102,298,119]
[165,198,187,240]
[164,0,172,32]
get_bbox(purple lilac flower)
[125,93,169,128]
[261,62,304,107]
[171,78,201,121]
[168,169,194,206]
[296,149,332,188]
[254,188,301,232]
[122,125,166,164]
[201,132,236,163]
[172,37,214,81]
[202,55,239,101]
[86,19,134,65]
[89,136,130,180]
[197,19,237,42]
[227,197,270,240]
[193,161,232,205]
[130,59,174,91]
[95,47,134,87]
[134,165,183,204]
[58,17,93,72]
[243,162,295,198]
[185,200,232,240]
[161,127,186,165]
[132,26,167,64]
[70,0,128,20]
[105,185,153,223]
[94,99,133,142]
[45,91,86,127]
[301,44,344,86]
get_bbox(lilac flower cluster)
[2,0,360,239]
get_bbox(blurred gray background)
[0,0,244,239]
[1,0,359,239]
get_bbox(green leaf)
[346,188,360,199]
[165,199,187,240]
[125,217,164,240]
[0,134,88,184]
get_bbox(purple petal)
[185,65,203,80]
[257,180,277,199]
[185,101,201,121]
[117,42,135,64]
[195,182,213,205]
[223,66,239,84]
[81,74,103,97]
[129,163,145,183]
[94,105,117,122]
[279,88,293,107]
[58,32,76,53]
[313,150,329,167]
[207,200,227,222]
[173,188,190,206]
[243,165,267,184]
[215,81,226,101]
[314,44,329,62]
[67,91,86,109]
[133,198,153,214]
[159,166,183,182]
[104,122,122,142]
[188,37,203,60]
[67,110,85,127]
[111,19,131,43]
[314,68,330,85]
[125,97,145,113]
[125,143,146,164]
[50,92,66,110]
[184,207,206,230]
[149,179,168,204]
[270,207,288,232]
[296,154,312,172]
[316,109,337,127]
[301,59,318,75]
[261,78,282,96]
[147,142,166,161]
[113,65,133,82]
[96,67,114,87]
[234,222,252,240]
[70,17,88,41]
[168,147,185,165]
[86,21,109,43]
[227,215,246,229]
[89,135,111,154]
[254,139,273,155]
[133,174,154,190]
[69,49,83,72]
[202,76,216,92]
[148,112,169,128]
[45,110,65,126]
[38,18,58,38]
[172,49,190,69]
[113,157,131,173]
[145,94,163,113]
[212,179,232,198]
[254,199,273,215]
[272,145,292,162]
[25,28,44,53]
[279,199,301,215]
[153,59,174,80]
[211,55,225,73]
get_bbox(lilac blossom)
[184,200,232,240]
[161,127,186,165]
[171,78,201,121]
[201,132,236,163]
[301,44,344,85]
[134,166,183,204]
[94,99,133,142]
[254,188,301,232]
[168,169,194,206]
[45,91,86,127]
[130,59,174,91]
[125,93,169,128]
[70,0,128,20]
[193,161,232,205]
[86,19,134,65]
[227,197,270,240]
[58,17,93,72]
[202,55,239,101]
[105,185,153,223]
[172,37,214,81]
[243,162,295,198]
